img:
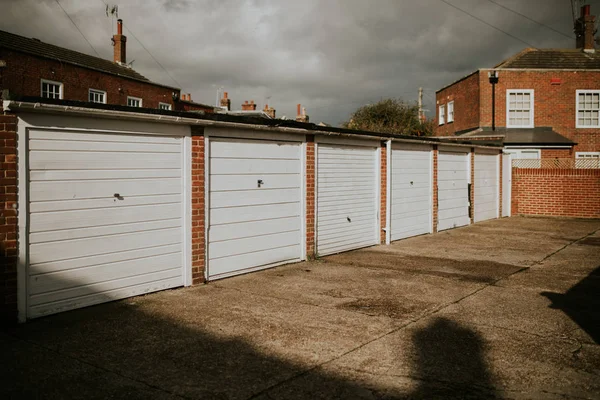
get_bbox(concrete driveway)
[2,216,600,399]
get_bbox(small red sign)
[550,78,561,85]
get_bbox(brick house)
[435,5,599,164]
[0,19,213,113]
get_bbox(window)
[576,90,600,128]
[506,90,534,128]
[158,102,172,110]
[89,89,106,104]
[127,96,142,108]
[439,105,445,125]
[576,152,600,168]
[447,101,454,123]
[41,79,63,99]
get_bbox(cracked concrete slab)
[2,216,600,399]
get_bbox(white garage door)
[208,138,302,279]
[390,143,432,241]
[438,150,470,231]
[474,152,499,222]
[317,144,378,256]
[28,130,184,318]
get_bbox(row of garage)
[10,105,505,319]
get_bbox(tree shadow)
[407,317,498,399]
[542,266,600,344]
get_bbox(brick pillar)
[191,127,206,284]
[432,145,438,233]
[380,143,387,244]
[498,153,503,217]
[1,114,18,324]
[470,149,475,223]
[306,136,315,258]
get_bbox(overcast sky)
[2,0,599,125]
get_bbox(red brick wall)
[380,143,387,244]
[306,137,315,258]
[512,168,600,218]
[541,149,573,159]
[0,113,18,323]
[436,71,480,136]
[191,128,205,284]
[432,146,439,232]
[479,69,600,153]
[1,49,178,109]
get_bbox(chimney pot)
[582,4,591,17]
[117,19,123,35]
[223,91,228,99]
[188,93,192,101]
[297,104,301,116]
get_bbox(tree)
[342,98,433,136]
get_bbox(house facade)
[435,6,600,164]
[0,20,213,113]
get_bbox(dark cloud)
[2,0,598,125]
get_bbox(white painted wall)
[502,153,512,217]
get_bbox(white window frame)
[575,90,600,128]
[158,102,172,110]
[447,101,454,123]
[575,151,600,168]
[506,89,534,128]
[127,96,142,108]
[40,79,63,99]
[439,104,445,125]
[88,89,107,104]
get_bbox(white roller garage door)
[207,138,302,279]
[317,144,378,256]
[27,130,185,318]
[390,143,432,241]
[474,152,499,222]
[438,150,470,231]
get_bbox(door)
[437,150,470,231]
[207,138,302,279]
[390,143,432,241]
[502,153,512,217]
[27,129,185,318]
[474,152,499,222]
[316,143,378,256]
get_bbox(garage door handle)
[257,179,264,188]
[114,193,124,200]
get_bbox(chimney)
[220,91,231,110]
[296,103,309,123]
[575,5,596,52]
[263,103,276,119]
[187,93,192,102]
[112,19,127,64]
[241,100,257,111]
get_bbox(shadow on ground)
[2,295,499,399]
[542,266,600,344]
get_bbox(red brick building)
[0,20,213,113]
[435,6,600,164]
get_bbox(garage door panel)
[210,202,299,225]
[438,152,469,231]
[475,154,498,222]
[391,188,430,200]
[29,228,182,265]
[209,231,299,260]
[30,130,180,144]
[30,169,181,182]
[29,139,180,153]
[30,203,181,232]
[30,178,182,201]
[30,218,182,244]
[29,151,181,170]
[208,245,301,278]
[438,180,468,190]
[29,269,182,308]
[439,196,468,209]
[209,217,300,242]
[30,194,182,213]
[29,252,181,296]
[211,174,299,191]
[210,188,300,208]
[392,203,431,217]
[317,144,377,256]
[28,276,182,319]
[211,158,299,175]
[29,243,182,275]
[208,138,302,279]
[210,139,300,160]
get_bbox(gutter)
[3,100,502,150]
